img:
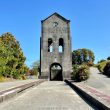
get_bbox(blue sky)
[0,0,110,67]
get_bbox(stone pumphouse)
[39,13,72,81]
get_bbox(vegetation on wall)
[0,32,28,80]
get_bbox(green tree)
[30,60,40,76]
[0,32,27,79]
[72,48,95,65]
[107,57,110,60]
[98,59,106,63]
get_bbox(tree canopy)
[0,32,28,79]
[72,48,95,65]
[107,57,110,60]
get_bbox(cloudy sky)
[0,0,110,67]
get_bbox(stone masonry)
[39,13,72,80]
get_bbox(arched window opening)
[59,38,64,53]
[48,38,53,52]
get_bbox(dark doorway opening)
[50,63,63,81]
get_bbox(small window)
[48,38,53,52]
[59,46,63,52]
[59,38,64,53]
[50,45,53,52]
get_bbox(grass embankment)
[0,75,27,82]
[94,60,110,73]
[0,76,16,82]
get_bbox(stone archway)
[50,63,63,81]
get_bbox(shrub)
[72,65,90,82]
[103,62,110,77]
[96,61,107,73]
[87,61,94,66]
[71,65,79,80]
[21,75,26,80]
[0,76,5,82]
[29,69,38,76]
[76,65,90,81]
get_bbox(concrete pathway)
[0,81,94,110]
[80,67,110,96]
[0,79,39,92]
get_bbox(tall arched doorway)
[50,63,63,81]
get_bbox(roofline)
[41,12,70,23]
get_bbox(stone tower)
[39,13,72,81]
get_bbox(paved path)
[80,67,110,96]
[0,81,94,110]
[0,79,39,92]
